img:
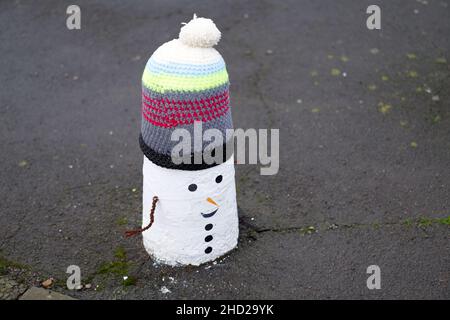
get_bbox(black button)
[205,247,212,254]
[215,175,223,183]
[188,184,197,192]
[205,235,213,242]
[205,224,213,231]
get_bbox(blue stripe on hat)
[145,57,226,76]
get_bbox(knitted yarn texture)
[140,15,233,170]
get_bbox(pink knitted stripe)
[142,104,230,128]
[142,95,229,114]
[142,91,229,110]
[143,103,229,119]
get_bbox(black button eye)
[188,184,197,192]
[215,175,223,183]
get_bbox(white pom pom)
[179,15,221,48]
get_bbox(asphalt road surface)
[0,0,449,299]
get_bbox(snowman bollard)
[126,16,239,266]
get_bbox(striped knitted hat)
[140,15,233,170]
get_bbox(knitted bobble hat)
[140,15,233,170]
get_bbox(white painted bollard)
[127,15,239,266]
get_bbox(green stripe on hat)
[142,68,229,93]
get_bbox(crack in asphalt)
[240,215,449,238]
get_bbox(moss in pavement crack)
[249,215,450,237]
[0,254,29,275]
[93,246,137,287]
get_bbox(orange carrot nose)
[207,197,219,207]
